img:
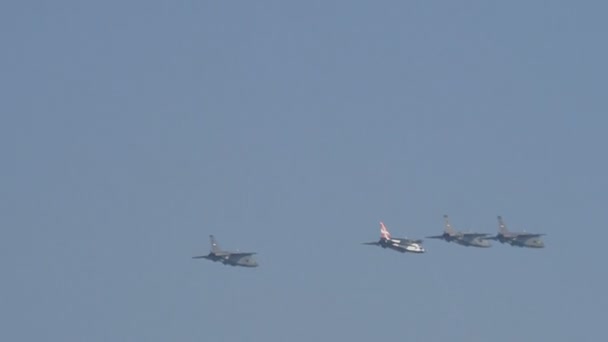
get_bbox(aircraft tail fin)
[380,221,392,240]
[209,235,221,254]
[497,216,509,234]
[443,215,456,234]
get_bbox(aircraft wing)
[192,255,212,259]
[461,233,491,238]
[229,252,257,257]
[425,235,445,239]
[362,241,380,246]
[515,233,545,238]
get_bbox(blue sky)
[1,1,607,341]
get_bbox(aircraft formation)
[193,215,545,267]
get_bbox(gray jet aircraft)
[426,215,492,248]
[362,221,425,253]
[192,235,258,267]
[488,216,545,248]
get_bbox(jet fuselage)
[379,238,425,253]
[496,234,544,248]
[197,253,259,267]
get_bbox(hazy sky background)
[2,1,607,341]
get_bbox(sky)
[1,1,607,341]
